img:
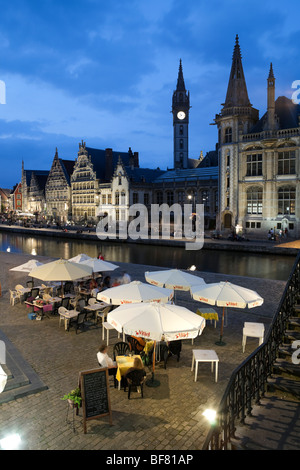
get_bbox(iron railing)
[202,250,300,450]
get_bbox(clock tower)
[172,59,190,169]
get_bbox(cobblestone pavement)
[0,251,289,451]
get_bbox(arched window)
[278,187,295,215]
[247,187,263,214]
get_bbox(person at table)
[102,276,111,289]
[97,344,116,368]
[89,278,98,290]
[125,357,146,376]
[125,357,146,392]
[97,344,117,387]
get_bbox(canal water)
[0,231,295,281]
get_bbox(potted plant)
[62,387,82,408]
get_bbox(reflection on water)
[0,232,295,280]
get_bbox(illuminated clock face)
[177,111,186,120]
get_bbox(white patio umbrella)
[10,259,44,287]
[10,259,44,273]
[107,302,206,385]
[145,269,205,301]
[191,281,264,345]
[97,280,173,305]
[81,257,119,275]
[68,253,91,263]
[29,259,93,296]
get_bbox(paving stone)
[0,250,298,450]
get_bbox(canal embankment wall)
[0,224,299,256]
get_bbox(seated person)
[125,357,145,376]
[89,278,98,290]
[125,358,146,391]
[102,276,111,289]
[97,344,118,388]
[97,344,116,368]
[130,335,146,352]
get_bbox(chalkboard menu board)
[79,368,112,433]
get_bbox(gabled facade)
[11,182,22,212]
[45,148,74,222]
[71,141,139,223]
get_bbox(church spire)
[223,34,251,108]
[266,62,276,130]
[176,59,186,91]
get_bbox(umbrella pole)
[215,307,226,346]
[146,340,160,387]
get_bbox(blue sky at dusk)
[0,0,299,188]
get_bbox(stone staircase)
[267,307,300,399]
[0,330,48,404]
[230,303,300,450]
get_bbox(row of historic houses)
[18,35,300,236]
[21,141,218,229]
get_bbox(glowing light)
[189,265,196,271]
[0,433,22,450]
[202,409,217,425]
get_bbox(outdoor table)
[115,355,143,390]
[191,349,219,383]
[25,300,53,319]
[58,309,78,330]
[85,302,109,325]
[102,322,120,345]
[196,308,219,328]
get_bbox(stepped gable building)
[214,35,300,237]
[71,141,140,222]
[11,182,22,212]
[45,148,75,222]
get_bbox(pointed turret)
[223,34,251,109]
[266,62,276,130]
[176,59,186,92]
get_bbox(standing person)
[98,252,104,260]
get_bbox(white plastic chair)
[58,306,69,328]
[242,322,265,352]
[9,290,20,306]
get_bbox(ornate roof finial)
[268,62,274,79]
[176,58,186,91]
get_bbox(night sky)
[0,0,299,188]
